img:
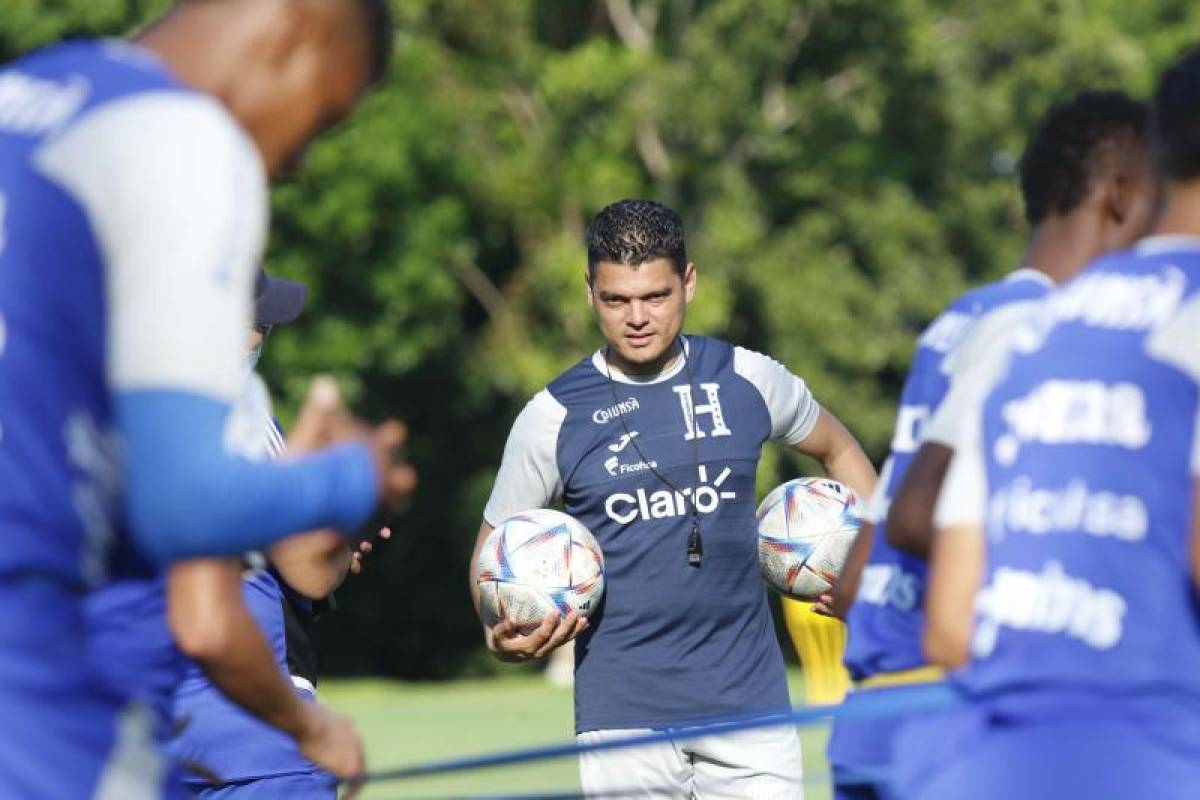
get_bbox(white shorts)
[577,724,803,799]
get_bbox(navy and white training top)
[844,269,1052,680]
[936,237,1200,722]
[484,336,820,732]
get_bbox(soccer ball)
[476,509,606,634]
[756,478,865,600]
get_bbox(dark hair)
[355,0,393,84]
[1019,90,1149,226]
[1152,48,1200,181]
[586,199,688,280]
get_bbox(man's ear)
[683,262,697,304]
[1105,174,1132,226]
[585,270,595,306]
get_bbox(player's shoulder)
[918,270,1052,355]
[31,40,262,198]
[545,354,606,405]
[5,40,196,141]
[952,268,1054,312]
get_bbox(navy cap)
[254,270,308,325]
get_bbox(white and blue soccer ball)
[476,509,605,634]
[756,478,865,600]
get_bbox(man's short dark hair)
[1152,48,1200,182]
[355,0,393,84]
[586,199,688,280]
[1019,90,1149,226]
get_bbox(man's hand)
[365,421,418,510]
[809,592,838,618]
[349,527,391,576]
[295,703,366,782]
[289,377,418,510]
[486,611,588,662]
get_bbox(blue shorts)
[0,582,178,799]
[826,685,918,800]
[191,771,335,799]
[893,705,1200,800]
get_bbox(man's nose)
[627,301,648,326]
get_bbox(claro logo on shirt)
[603,465,736,524]
[993,380,1151,466]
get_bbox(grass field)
[322,670,832,799]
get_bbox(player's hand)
[365,420,418,510]
[486,611,588,662]
[289,376,352,453]
[295,703,366,782]
[288,377,418,510]
[349,527,391,576]
[810,592,840,619]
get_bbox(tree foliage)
[4,0,1198,677]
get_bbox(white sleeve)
[733,347,820,445]
[482,390,567,527]
[923,314,1028,448]
[1146,294,1200,477]
[932,411,987,528]
[36,92,267,402]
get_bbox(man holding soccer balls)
[470,199,876,796]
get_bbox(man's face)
[587,258,695,373]
[270,49,368,178]
[233,5,372,179]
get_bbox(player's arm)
[792,409,878,615]
[471,391,586,662]
[824,460,892,618]
[1191,481,1200,591]
[921,418,989,668]
[38,95,409,564]
[269,530,353,600]
[884,442,953,558]
[167,559,364,778]
[791,407,877,498]
[736,347,878,614]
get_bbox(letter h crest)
[674,383,732,440]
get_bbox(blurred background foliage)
[3,0,1198,678]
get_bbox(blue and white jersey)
[938,237,1200,717]
[0,40,264,799]
[844,270,1052,680]
[85,373,283,728]
[0,41,264,593]
[170,374,326,785]
[485,336,820,732]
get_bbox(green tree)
[3,0,1198,676]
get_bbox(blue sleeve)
[116,390,378,565]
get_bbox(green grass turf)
[321,670,832,799]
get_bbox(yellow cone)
[783,597,850,705]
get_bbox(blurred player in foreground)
[896,50,1200,800]
[170,275,408,800]
[470,199,876,797]
[0,1,403,797]
[826,91,1153,800]
[86,274,360,790]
